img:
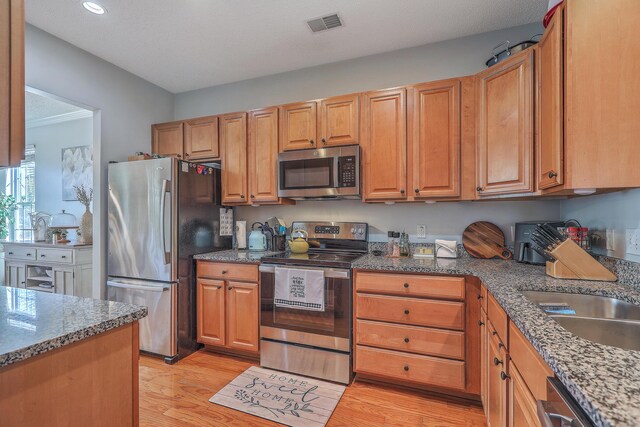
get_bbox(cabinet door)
[279,102,317,151]
[362,88,407,201]
[409,79,461,198]
[0,0,25,167]
[152,122,184,158]
[226,281,259,353]
[5,263,25,288]
[509,363,541,427]
[220,112,248,204]
[184,116,219,161]
[318,94,359,147]
[488,331,509,427]
[53,268,74,296]
[477,50,534,196]
[248,107,279,203]
[480,309,488,413]
[197,279,226,346]
[536,8,564,190]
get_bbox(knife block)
[545,239,617,281]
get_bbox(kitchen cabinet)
[184,115,219,161]
[279,102,317,151]
[196,261,260,356]
[480,309,488,411]
[5,262,25,288]
[408,79,461,198]
[0,0,24,167]
[318,94,359,147]
[487,323,509,427]
[152,122,184,158]
[476,49,534,197]
[220,112,248,205]
[248,107,280,204]
[509,363,540,427]
[53,267,74,296]
[361,88,407,201]
[536,7,564,191]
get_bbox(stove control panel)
[292,221,368,241]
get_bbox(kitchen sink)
[549,316,640,352]
[522,291,640,351]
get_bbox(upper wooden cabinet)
[248,107,280,204]
[220,112,248,205]
[152,122,184,158]
[361,88,407,201]
[184,115,219,161]
[0,0,25,167]
[318,94,359,147]
[408,79,461,199]
[536,7,564,191]
[279,102,317,151]
[476,49,534,196]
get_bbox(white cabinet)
[3,243,92,297]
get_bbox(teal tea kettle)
[248,222,267,252]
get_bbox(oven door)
[259,264,351,352]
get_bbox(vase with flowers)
[74,184,93,244]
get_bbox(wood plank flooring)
[140,350,486,427]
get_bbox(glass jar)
[387,231,396,256]
[399,232,410,257]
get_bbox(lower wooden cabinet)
[509,363,541,427]
[487,324,509,427]
[196,261,260,355]
[480,309,488,410]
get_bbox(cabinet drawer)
[509,322,553,401]
[197,261,258,282]
[355,272,464,300]
[356,319,465,360]
[356,294,464,330]
[36,248,73,264]
[355,345,465,390]
[5,246,36,261]
[488,293,508,345]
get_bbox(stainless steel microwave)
[277,145,360,199]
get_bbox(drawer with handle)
[356,294,464,330]
[356,319,465,360]
[355,345,465,390]
[36,248,73,264]
[5,246,36,261]
[355,272,465,300]
[197,261,258,282]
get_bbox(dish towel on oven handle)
[274,267,325,312]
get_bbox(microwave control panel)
[338,156,357,187]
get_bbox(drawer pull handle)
[478,320,485,326]
[40,254,46,258]
[8,252,13,255]
[501,371,510,381]
[228,286,233,290]
[498,342,505,350]
[221,270,228,274]
[494,357,503,366]
[403,365,409,372]
[404,337,410,343]
[403,283,409,288]
[26,253,31,256]
[477,294,483,300]
[61,256,67,259]
[404,309,410,315]
[492,331,497,336]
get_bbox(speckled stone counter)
[353,254,640,427]
[194,249,281,263]
[0,286,147,368]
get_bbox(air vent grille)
[307,13,343,33]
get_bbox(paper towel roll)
[236,221,247,249]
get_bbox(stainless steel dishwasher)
[537,377,593,427]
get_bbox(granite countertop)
[0,286,147,368]
[194,249,281,263]
[352,254,640,427]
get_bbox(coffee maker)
[514,221,565,264]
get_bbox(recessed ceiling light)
[83,1,106,15]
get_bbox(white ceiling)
[26,0,548,94]
[25,91,85,122]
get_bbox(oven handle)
[259,264,350,279]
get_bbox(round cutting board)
[463,222,513,260]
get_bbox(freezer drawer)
[107,278,177,358]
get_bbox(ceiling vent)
[307,13,343,33]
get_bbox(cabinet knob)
[309,139,314,145]
[404,337,410,343]
[476,186,484,192]
[21,281,25,285]
[548,171,558,178]
[26,253,31,256]
[250,195,255,199]
[492,331,498,336]
[228,286,233,290]
[404,309,410,315]
[8,252,13,255]
[322,138,326,145]
[501,372,510,381]
[403,365,409,372]
[478,320,485,326]
[403,283,409,288]
[498,342,505,350]
[400,189,405,194]
[40,254,46,258]
[494,357,503,366]
[185,153,190,157]
[61,256,67,259]
[176,154,182,158]
[477,294,483,300]
[240,195,245,199]
[414,188,419,194]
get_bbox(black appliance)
[515,221,564,265]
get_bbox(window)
[5,145,36,241]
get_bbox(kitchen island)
[0,286,147,426]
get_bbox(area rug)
[209,366,346,426]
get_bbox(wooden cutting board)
[462,222,513,260]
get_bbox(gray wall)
[26,25,174,297]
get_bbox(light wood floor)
[140,350,486,427]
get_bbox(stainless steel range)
[259,221,368,384]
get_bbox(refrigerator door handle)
[160,178,171,265]
[107,280,169,292]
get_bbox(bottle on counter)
[387,231,396,257]
[399,232,410,257]
[392,232,401,257]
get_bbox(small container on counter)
[399,232,410,257]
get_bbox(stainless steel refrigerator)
[107,158,231,363]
